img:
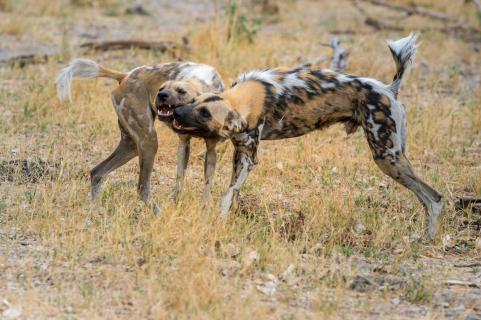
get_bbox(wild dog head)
[155,79,203,120]
[172,93,247,138]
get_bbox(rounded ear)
[225,111,247,135]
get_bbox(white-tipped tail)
[387,33,418,98]
[56,59,127,103]
[56,59,101,103]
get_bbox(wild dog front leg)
[137,131,159,213]
[220,123,263,218]
[220,148,256,217]
[201,138,218,207]
[172,134,191,201]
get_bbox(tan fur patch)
[222,81,266,129]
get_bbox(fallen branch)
[454,262,481,268]
[359,0,461,23]
[1,54,50,68]
[455,196,481,212]
[351,0,481,44]
[327,37,349,71]
[444,280,481,288]
[80,40,182,53]
[351,0,404,31]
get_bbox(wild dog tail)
[386,33,418,99]
[56,58,127,103]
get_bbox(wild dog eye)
[199,107,211,118]
[176,88,186,95]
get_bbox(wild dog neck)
[220,81,265,130]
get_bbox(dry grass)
[1,0,481,319]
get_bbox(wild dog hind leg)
[90,122,137,200]
[361,99,442,238]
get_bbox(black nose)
[173,106,190,119]
[173,107,182,118]
[157,91,169,101]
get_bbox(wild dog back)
[230,65,397,146]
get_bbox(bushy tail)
[56,59,127,103]
[387,33,418,98]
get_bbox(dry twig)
[444,280,481,288]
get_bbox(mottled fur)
[172,34,443,238]
[56,60,225,211]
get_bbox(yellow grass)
[1,0,480,318]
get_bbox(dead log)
[80,40,181,53]
[454,262,481,268]
[1,54,50,68]
[455,196,481,212]
[326,37,349,72]
[351,0,481,44]
[444,280,481,288]
[358,0,461,23]
[351,0,404,31]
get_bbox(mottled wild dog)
[56,60,224,212]
[170,34,443,238]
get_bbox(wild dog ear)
[224,111,247,136]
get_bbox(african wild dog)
[56,60,224,212]
[169,34,443,238]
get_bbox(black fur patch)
[203,95,224,103]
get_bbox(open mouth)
[157,104,176,117]
[172,119,197,131]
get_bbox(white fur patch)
[177,63,217,86]
[235,69,285,94]
[387,33,417,63]
[321,82,336,89]
[283,72,308,91]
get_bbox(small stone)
[331,167,337,174]
[276,162,284,170]
[391,298,401,305]
[354,223,366,234]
